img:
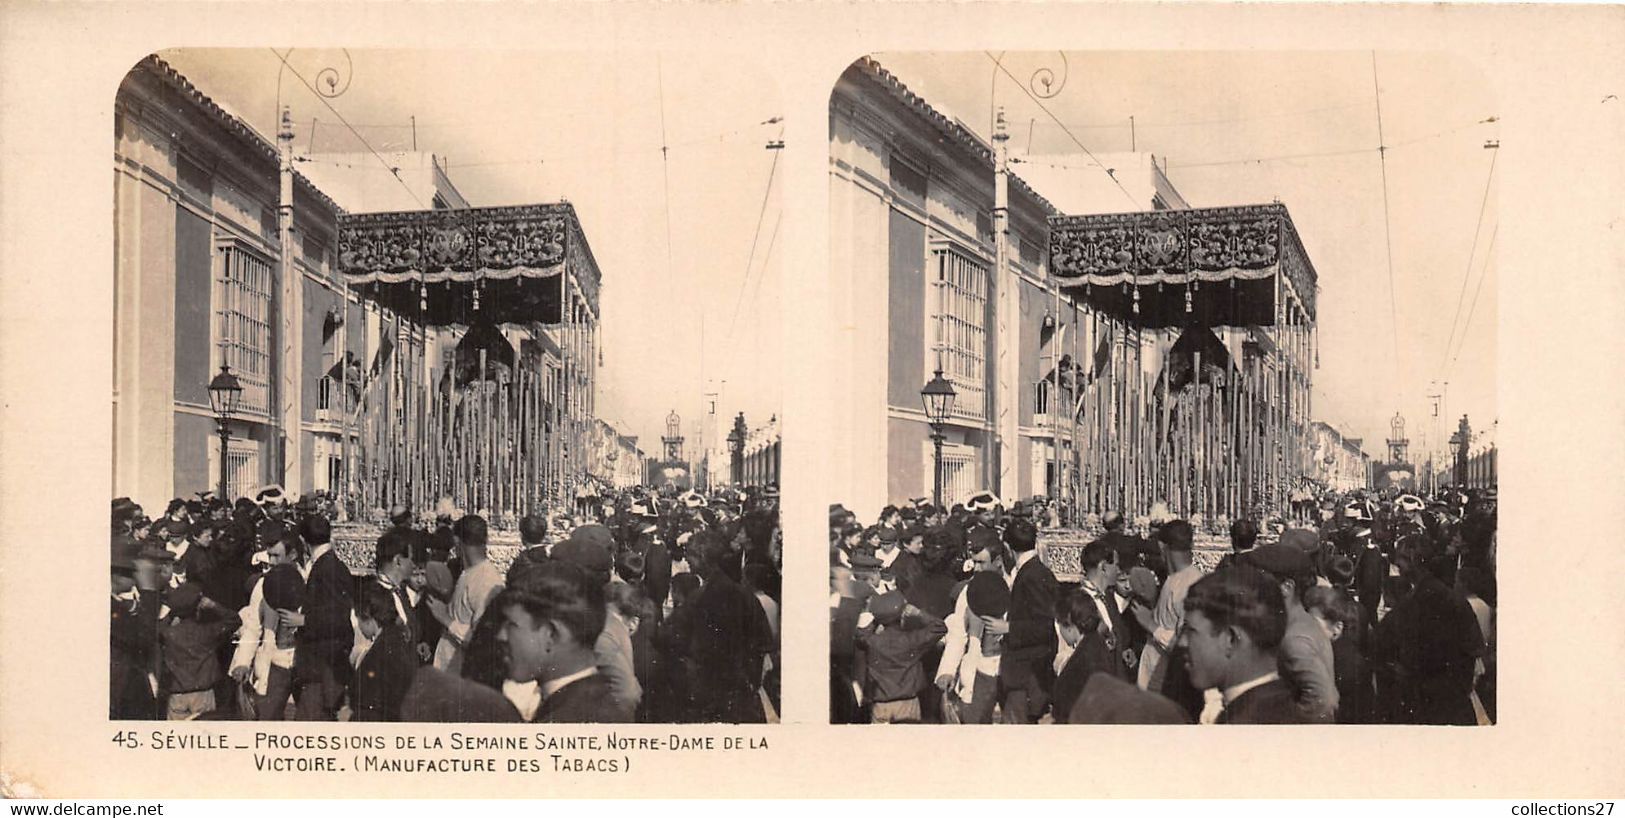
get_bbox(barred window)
[215,241,272,415]
[941,451,975,509]
[223,441,259,504]
[932,245,988,422]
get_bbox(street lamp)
[727,413,747,487]
[1448,414,1471,489]
[921,367,958,509]
[207,364,243,501]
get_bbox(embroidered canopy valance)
[337,202,599,326]
[1047,203,1316,328]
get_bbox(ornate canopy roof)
[1048,203,1317,328]
[337,202,600,327]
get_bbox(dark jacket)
[353,624,419,722]
[1050,629,1116,723]
[160,607,241,694]
[856,611,948,704]
[691,572,774,694]
[399,667,520,723]
[638,532,672,613]
[110,591,160,719]
[1332,634,1377,724]
[538,673,633,723]
[1003,555,1060,666]
[1219,677,1308,724]
[1372,574,1485,725]
[294,549,355,681]
[1354,544,1388,625]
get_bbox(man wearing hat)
[688,531,775,722]
[1348,510,1387,628]
[963,491,1002,543]
[1243,543,1339,722]
[935,567,1008,724]
[629,504,671,620]
[855,590,947,723]
[111,533,162,719]
[1370,537,1485,725]
[159,581,241,720]
[552,523,642,716]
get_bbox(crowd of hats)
[830,482,1497,725]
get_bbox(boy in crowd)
[856,590,948,724]
[160,581,240,719]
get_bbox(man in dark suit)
[289,514,354,720]
[495,560,632,723]
[351,585,417,722]
[993,518,1058,723]
[110,535,162,720]
[1180,565,1306,724]
[688,532,774,723]
[1077,538,1133,681]
[373,528,428,663]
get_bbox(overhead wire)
[1437,144,1499,381]
[270,49,426,209]
[1026,98,1374,131]
[725,137,783,350]
[1443,225,1498,379]
[1371,52,1404,408]
[984,51,1139,208]
[288,120,770,168]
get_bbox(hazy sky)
[878,51,1500,467]
[160,48,784,455]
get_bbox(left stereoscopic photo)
[110,49,784,724]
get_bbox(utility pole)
[993,107,1019,502]
[277,105,303,495]
[1427,386,1443,493]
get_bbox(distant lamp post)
[1448,415,1471,488]
[207,364,243,501]
[921,368,958,508]
[727,413,747,486]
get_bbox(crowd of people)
[111,483,781,724]
[830,486,1496,725]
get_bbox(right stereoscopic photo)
[827,52,1498,726]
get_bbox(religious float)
[1037,203,1319,577]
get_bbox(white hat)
[1397,495,1425,513]
[254,484,285,505]
[681,491,708,509]
[965,491,1001,513]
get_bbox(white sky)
[878,51,1500,466]
[159,48,784,455]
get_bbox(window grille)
[214,242,272,416]
[932,245,988,423]
[224,444,259,504]
[940,451,975,509]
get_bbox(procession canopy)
[1048,203,1316,329]
[337,202,601,327]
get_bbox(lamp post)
[727,413,747,487]
[207,364,243,501]
[921,368,958,509]
[1449,414,1471,489]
